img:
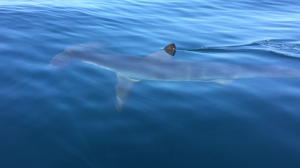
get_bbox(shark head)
[49,42,106,69]
[49,48,73,69]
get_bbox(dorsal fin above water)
[143,43,176,61]
[164,43,176,56]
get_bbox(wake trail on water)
[182,39,300,58]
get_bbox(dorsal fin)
[164,43,176,56]
[143,43,176,61]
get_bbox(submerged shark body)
[50,42,300,111]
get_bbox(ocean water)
[1,0,300,167]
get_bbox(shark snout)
[49,52,71,69]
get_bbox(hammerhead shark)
[50,42,300,111]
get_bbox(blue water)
[1,0,300,167]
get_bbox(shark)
[50,42,300,111]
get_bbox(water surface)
[1,0,300,167]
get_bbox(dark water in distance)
[1,0,300,167]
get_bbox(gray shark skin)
[50,42,300,111]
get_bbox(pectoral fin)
[115,74,139,112]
